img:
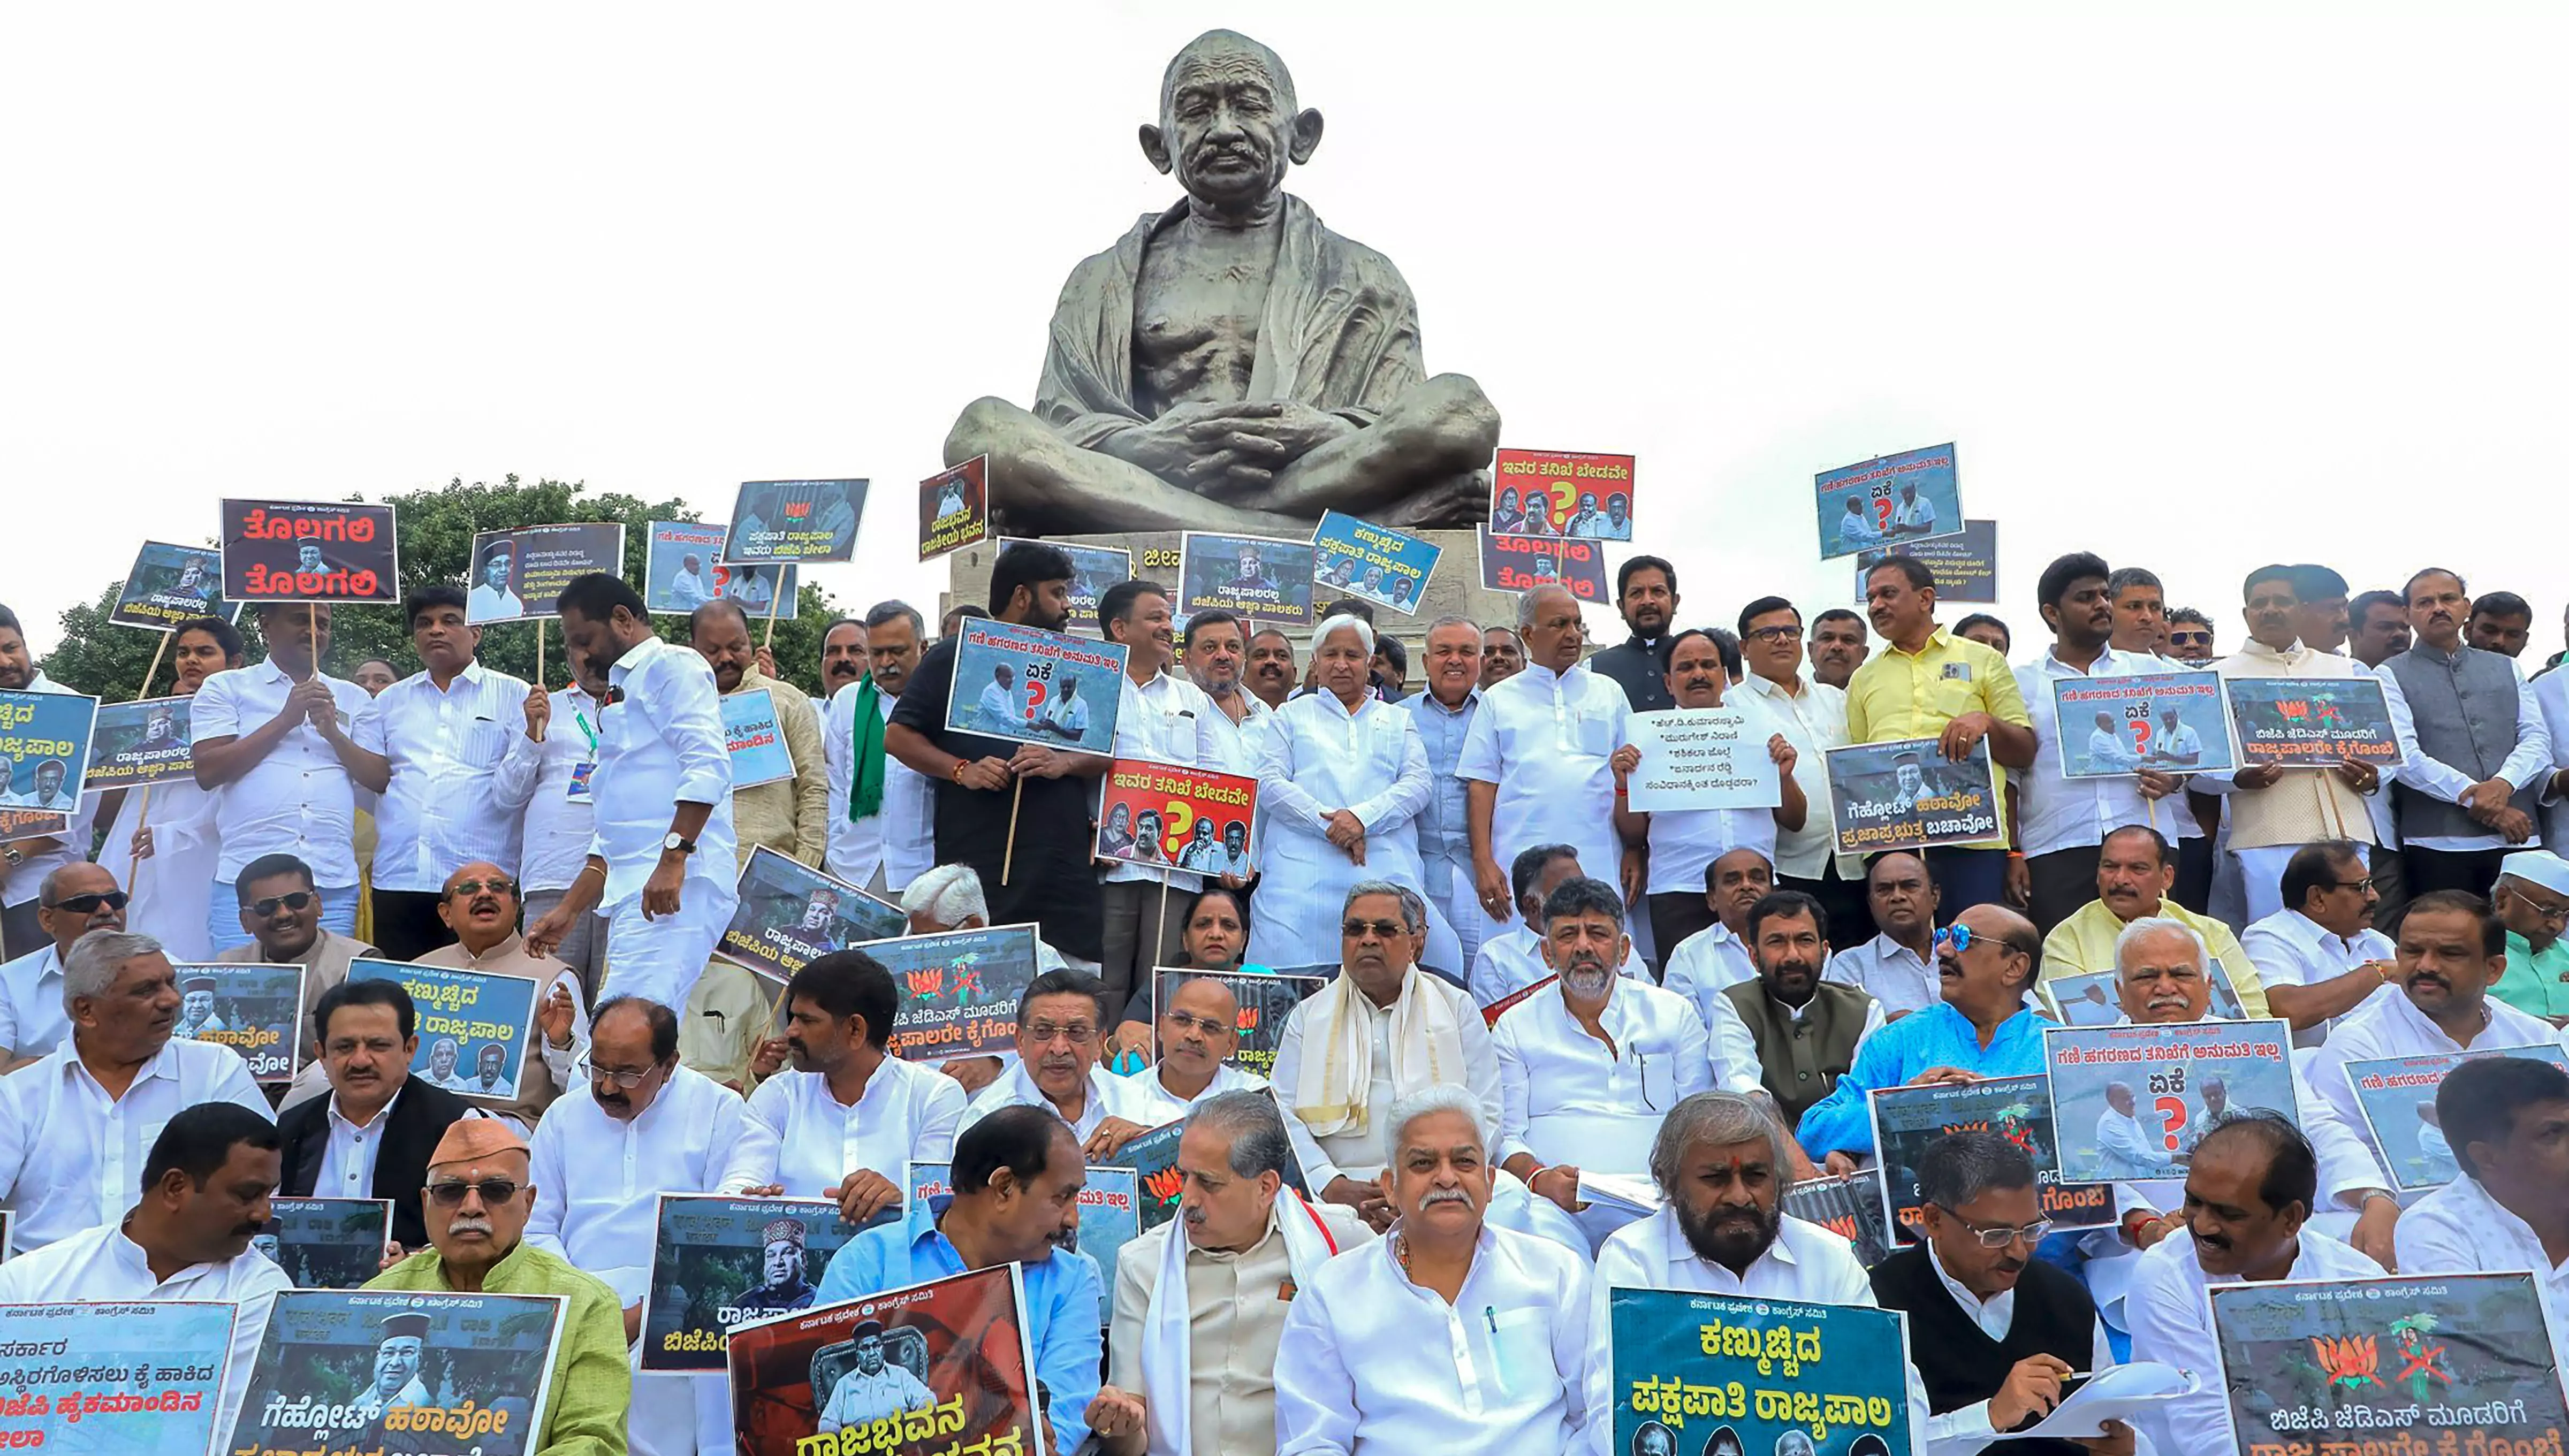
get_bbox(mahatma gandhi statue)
[947,29,1501,536]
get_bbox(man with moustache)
[1493,878,1711,1245]
[1806,609,1871,691]
[2466,591,2536,660]
[1119,973,1268,1125]
[1099,580,1230,1009]
[2348,590,2413,669]
[824,601,932,896]
[527,996,758,1456]
[1590,557,1681,713]
[1821,852,1941,1018]
[2037,825,2273,1017]
[815,616,868,703]
[2238,839,2399,1047]
[2377,568,2551,898]
[276,980,471,1251]
[1659,848,1778,1030]
[691,598,829,871]
[2164,607,2216,666]
[1405,616,1508,969]
[1466,843,1611,1008]
[1184,610,1274,784]
[2127,1115,2382,1456]
[1705,890,1883,1131]
[1097,1091,1370,1456]
[964,969,1156,1155]
[2487,850,2569,1021]
[1734,597,1866,947]
[2395,1057,2569,1370]
[1479,626,1525,688]
[0,862,131,1066]
[217,855,380,1093]
[1246,627,1299,712]
[416,861,587,1127]
[2289,563,2353,656]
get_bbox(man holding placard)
[0,605,105,960]
[690,599,827,872]
[1097,578,1229,1010]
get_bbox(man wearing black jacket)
[1588,555,1681,713]
[276,979,475,1251]
[1871,1131,2135,1456]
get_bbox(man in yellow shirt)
[1844,558,2036,918]
[2039,824,2272,1018]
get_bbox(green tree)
[38,475,845,702]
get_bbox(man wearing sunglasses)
[368,1118,630,1456]
[1871,1131,2132,1456]
[2163,608,2216,667]
[415,862,589,1129]
[219,853,381,1110]
[0,862,128,1068]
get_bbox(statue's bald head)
[1142,29,1323,209]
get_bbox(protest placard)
[225,1287,566,1456]
[2223,677,2401,768]
[1867,1074,2113,1242]
[642,521,800,618]
[905,1162,952,1215]
[918,457,989,562]
[726,1264,1042,1456]
[1178,531,1318,626]
[171,961,303,1082]
[717,847,906,985]
[83,695,195,791]
[2346,1045,2569,1191]
[2044,1018,2297,1183]
[463,523,626,625]
[1150,969,1326,1077]
[870,923,1042,1062]
[0,810,66,847]
[347,957,539,1105]
[723,688,795,789]
[1096,758,1259,874]
[218,499,400,604]
[1815,443,1963,560]
[1781,1173,1898,1269]
[943,620,1128,755]
[2051,670,2236,778]
[1608,1288,1913,1456]
[0,1300,236,1456]
[1105,1091,1309,1233]
[1822,737,2001,854]
[256,1198,392,1290]
[109,542,242,632]
[1477,528,1607,602]
[639,1195,865,1373]
[1853,518,2000,605]
[1069,1167,1142,1319]
[0,689,99,814]
[2207,1272,2568,1450]
[1310,510,1440,615]
[1623,706,1784,814]
[1490,447,1636,540]
[722,479,868,564]
[999,537,1131,624]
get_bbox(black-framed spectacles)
[2327,878,2377,894]
[1746,624,1804,644]
[425,1178,520,1207]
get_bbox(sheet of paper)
[2015,1361,2198,1439]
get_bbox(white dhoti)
[603,872,738,1011]
[626,1346,733,1456]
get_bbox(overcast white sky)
[6,2,2564,658]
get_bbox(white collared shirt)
[0,1220,290,1438]
[2127,1228,2382,1456]
[961,1061,1153,1141]
[2395,1173,2569,1371]
[527,1063,761,1303]
[2374,658,2553,851]
[2237,909,2397,1046]
[1823,932,1941,1017]
[191,658,374,885]
[1199,689,1275,785]
[1457,661,1631,905]
[731,1054,967,1200]
[1706,985,1889,1099]
[518,684,602,894]
[2306,989,2569,1167]
[2013,647,2203,859]
[0,944,67,1061]
[592,635,736,904]
[1467,924,1643,1009]
[314,1087,402,1199]
[822,681,899,887]
[1492,979,1710,1172]
[0,1038,270,1253]
[1107,669,1233,889]
[1276,1223,1597,1456]
[1114,1059,1267,1129]
[1660,922,1757,1030]
[355,661,539,890]
[1735,670,1857,879]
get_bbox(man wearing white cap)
[2490,849,2569,1022]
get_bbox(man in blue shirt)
[1797,902,2051,1171]
[816,1103,1107,1454]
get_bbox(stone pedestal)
[941,529,1516,658]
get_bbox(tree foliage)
[37,475,846,701]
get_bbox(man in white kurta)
[527,997,763,1456]
[1114,973,1269,1127]
[2237,840,2399,1047]
[961,970,1157,1149]
[1492,877,1710,1246]
[1464,844,1606,1009]
[1274,1086,1598,1456]
[1660,848,1777,1031]
[1460,586,1631,955]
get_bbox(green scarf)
[847,674,886,821]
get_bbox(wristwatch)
[660,833,696,857]
[1,847,19,867]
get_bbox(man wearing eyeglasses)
[2488,851,2569,1022]
[961,969,1155,1157]
[276,979,471,1251]
[528,995,758,1456]
[414,861,589,1129]
[1870,1131,2133,1456]
[2239,840,2400,1047]
[1118,973,1265,1125]
[0,862,128,1068]
[1735,597,1868,949]
[368,1118,632,1456]
[221,853,381,1109]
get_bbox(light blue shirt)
[815,1194,1102,1455]
[1793,1001,2048,1157]
[1402,688,1479,882]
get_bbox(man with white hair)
[0,928,270,1252]
[1097,1091,1371,1456]
[1404,615,1510,971]
[1274,1084,1599,1456]
[2489,848,2569,1020]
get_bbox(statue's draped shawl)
[1034,194,1426,446]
